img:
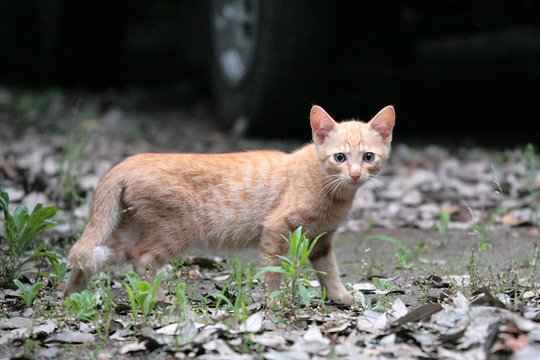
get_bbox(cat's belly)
[190,210,266,249]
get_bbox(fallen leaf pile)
[2,283,540,359]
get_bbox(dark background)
[1,0,539,146]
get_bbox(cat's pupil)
[363,152,375,162]
[334,153,346,163]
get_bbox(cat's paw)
[329,290,354,306]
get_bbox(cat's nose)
[351,174,360,182]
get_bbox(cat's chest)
[286,200,352,235]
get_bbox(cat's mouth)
[347,177,364,186]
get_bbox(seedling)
[474,223,492,251]
[434,211,450,248]
[255,227,324,307]
[214,259,254,322]
[65,289,101,322]
[124,270,165,322]
[14,279,44,307]
[49,253,70,288]
[467,247,480,292]
[0,187,57,284]
[372,277,399,292]
[169,281,189,323]
[356,291,375,311]
[57,134,88,210]
[64,284,113,340]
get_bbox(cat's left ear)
[368,105,395,143]
[310,105,338,145]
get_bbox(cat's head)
[310,105,395,191]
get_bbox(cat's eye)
[363,152,375,163]
[334,153,347,163]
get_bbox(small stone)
[38,347,59,359]
[416,219,435,229]
[0,328,30,345]
[240,311,263,333]
[75,203,90,219]
[21,192,51,210]
[21,307,34,318]
[387,202,400,217]
[78,174,100,191]
[419,203,440,220]
[399,207,419,223]
[47,330,95,344]
[33,320,56,336]
[0,316,33,329]
[402,190,423,206]
[2,187,25,202]
[97,352,114,360]
[43,156,58,176]
[79,322,92,333]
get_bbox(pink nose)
[351,174,360,181]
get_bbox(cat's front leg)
[310,234,354,305]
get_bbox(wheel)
[209,0,332,136]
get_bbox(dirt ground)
[1,89,539,359]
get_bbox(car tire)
[209,0,332,136]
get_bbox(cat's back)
[118,150,288,185]
[112,150,290,248]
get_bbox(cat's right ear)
[310,105,337,145]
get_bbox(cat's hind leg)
[63,239,114,297]
[63,266,89,297]
[130,236,175,300]
[63,225,133,297]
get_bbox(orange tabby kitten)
[64,105,395,305]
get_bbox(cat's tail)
[67,172,126,274]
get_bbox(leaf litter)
[1,89,540,358]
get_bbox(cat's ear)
[310,105,338,145]
[368,105,395,143]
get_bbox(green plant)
[467,247,480,292]
[49,253,70,288]
[64,284,113,340]
[99,282,113,340]
[169,281,189,323]
[6,88,64,121]
[355,291,375,311]
[472,222,493,251]
[255,227,324,307]
[57,134,88,209]
[0,187,57,284]
[372,277,399,292]
[65,290,101,322]
[124,270,165,322]
[525,244,539,291]
[214,259,254,322]
[364,234,416,270]
[434,211,450,248]
[14,279,44,307]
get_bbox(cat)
[63,105,395,305]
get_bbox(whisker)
[322,177,342,199]
[363,174,388,199]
